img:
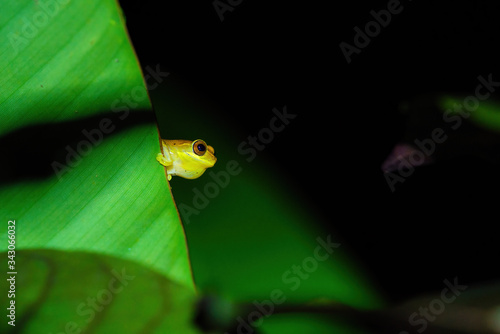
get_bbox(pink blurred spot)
[381,143,433,173]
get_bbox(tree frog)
[156,139,216,180]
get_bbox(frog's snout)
[208,145,215,156]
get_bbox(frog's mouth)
[188,153,216,168]
[202,155,217,168]
[199,145,216,167]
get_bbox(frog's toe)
[156,153,170,167]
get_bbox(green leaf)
[0,0,195,331]
[0,250,199,333]
[1,0,146,134]
[439,95,500,131]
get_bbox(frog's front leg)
[157,140,173,166]
[156,153,174,181]
[157,142,175,181]
[156,153,172,167]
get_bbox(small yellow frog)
[156,139,216,180]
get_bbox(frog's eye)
[193,140,207,156]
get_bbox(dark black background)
[118,0,500,303]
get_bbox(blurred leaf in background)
[0,250,198,333]
[151,84,386,333]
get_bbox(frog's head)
[173,139,217,179]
